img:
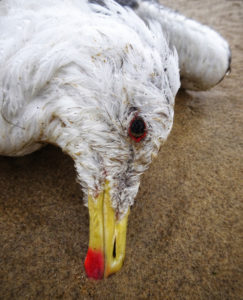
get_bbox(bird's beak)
[84,181,130,279]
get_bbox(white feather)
[135,0,231,90]
[0,0,180,216]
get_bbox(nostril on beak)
[113,239,116,258]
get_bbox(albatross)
[0,0,231,279]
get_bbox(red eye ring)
[128,115,147,142]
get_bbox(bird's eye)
[128,116,147,142]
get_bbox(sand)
[0,0,242,299]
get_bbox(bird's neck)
[40,96,87,159]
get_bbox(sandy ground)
[0,0,242,299]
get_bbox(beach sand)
[0,0,242,298]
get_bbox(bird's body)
[0,0,230,279]
[0,0,180,211]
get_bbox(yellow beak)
[84,181,130,279]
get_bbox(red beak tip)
[84,248,104,280]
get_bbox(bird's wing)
[113,0,231,91]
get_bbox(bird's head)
[33,0,180,279]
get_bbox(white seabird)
[0,0,231,279]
